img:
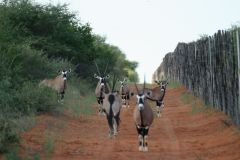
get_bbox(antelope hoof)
[143,146,148,152]
[98,110,106,116]
[109,132,114,139]
[114,131,118,136]
[157,111,161,117]
[139,146,143,151]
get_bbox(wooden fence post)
[237,30,240,118]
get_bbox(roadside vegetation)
[0,0,139,156]
[167,80,181,89]
[180,91,215,115]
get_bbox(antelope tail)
[107,94,115,129]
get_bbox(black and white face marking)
[100,77,106,86]
[120,81,124,86]
[61,70,68,81]
[120,81,125,90]
[155,80,167,92]
[94,74,110,87]
[136,94,145,110]
[160,82,168,91]
[119,78,127,88]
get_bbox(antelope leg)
[138,135,143,151]
[143,127,149,152]
[156,106,161,117]
[143,135,148,152]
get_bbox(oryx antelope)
[102,91,122,138]
[145,80,168,117]
[39,69,71,102]
[133,83,154,152]
[93,61,112,115]
[94,74,111,115]
[118,78,130,107]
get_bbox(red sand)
[3,86,240,160]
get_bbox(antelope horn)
[135,83,139,94]
[103,60,109,75]
[143,75,146,94]
[94,61,101,76]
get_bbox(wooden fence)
[156,29,240,125]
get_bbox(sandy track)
[12,86,240,159]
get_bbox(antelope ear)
[94,73,98,78]
[68,69,71,73]
[58,70,62,74]
[145,91,152,97]
[105,75,110,79]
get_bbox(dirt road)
[17,87,240,159]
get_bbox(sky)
[37,0,240,82]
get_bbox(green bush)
[0,44,71,152]
[0,115,19,153]
[0,0,139,155]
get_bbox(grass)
[2,77,96,159]
[180,91,214,115]
[167,80,182,89]
[4,148,21,160]
[42,135,55,159]
[14,116,36,133]
[181,91,195,104]
[63,79,96,117]
[234,126,240,135]
[4,147,40,160]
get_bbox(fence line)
[155,30,240,125]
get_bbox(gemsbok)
[39,69,71,102]
[94,74,111,115]
[133,83,154,152]
[118,78,130,107]
[102,91,122,138]
[145,80,168,117]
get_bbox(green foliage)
[167,81,181,89]
[42,136,55,159]
[180,92,194,104]
[63,78,95,117]
[4,148,21,160]
[0,0,139,154]
[181,92,213,115]
[0,115,19,153]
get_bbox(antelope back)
[39,75,66,93]
[133,97,153,127]
[103,92,122,116]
